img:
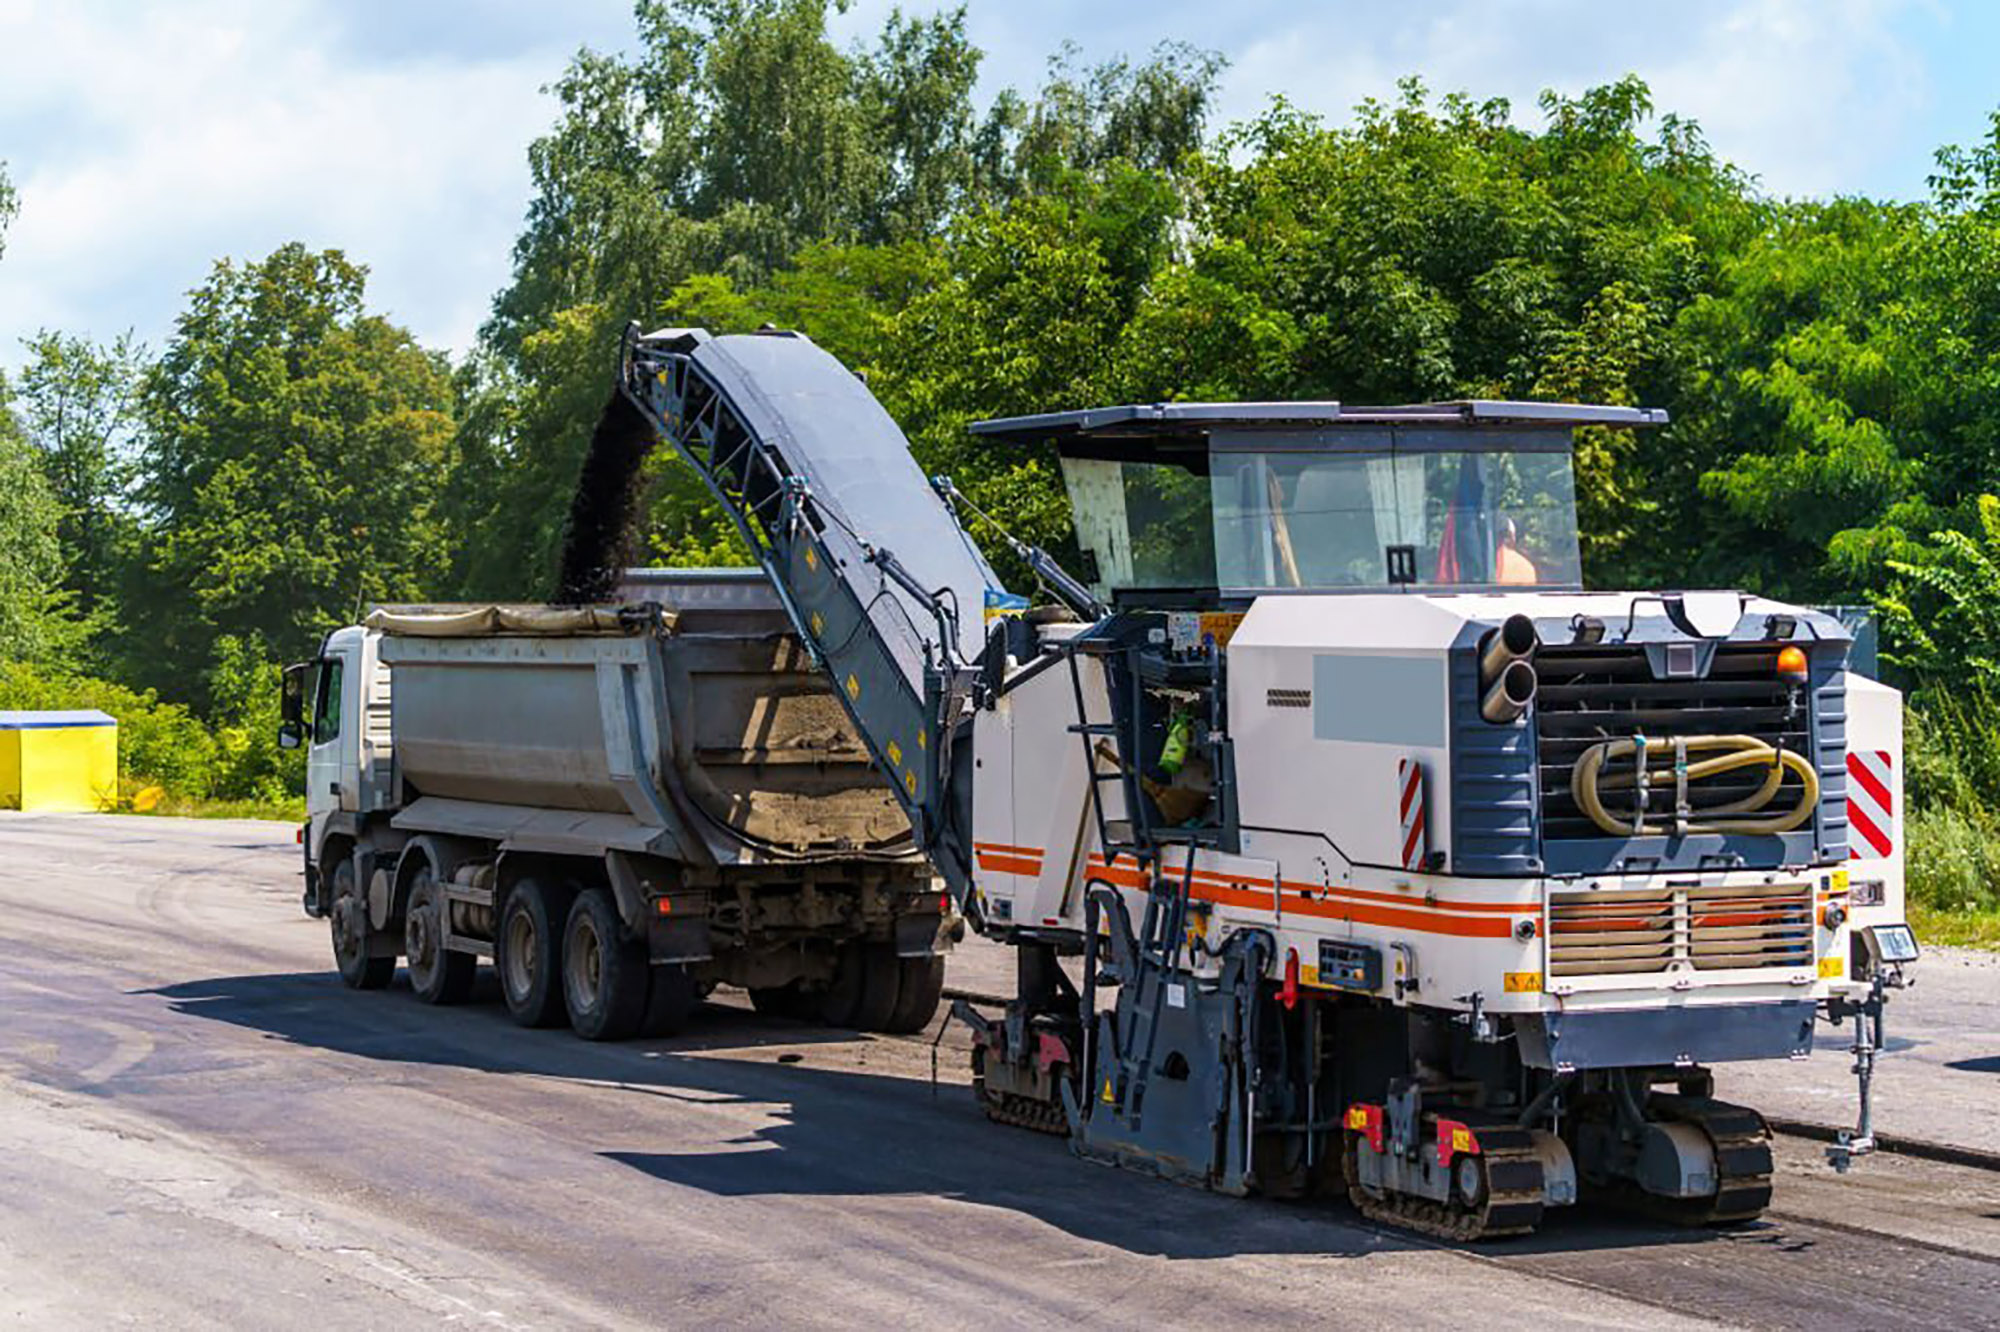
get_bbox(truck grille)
[1534,644,1815,843]
[1546,882,1816,976]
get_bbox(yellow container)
[0,710,119,812]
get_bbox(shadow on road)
[142,969,1754,1262]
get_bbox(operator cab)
[970,401,1665,606]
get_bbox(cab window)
[313,658,344,744]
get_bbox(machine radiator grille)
[1533,644,1817,843]
[1546,882,1815,976]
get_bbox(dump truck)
[283,569,949,1040]
[556,324,1917,1238]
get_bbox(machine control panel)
[1318,940,1384,992]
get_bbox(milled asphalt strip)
[947,988,2000,1178]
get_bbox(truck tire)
[330,856,393,990]
[816,944,867,1027]
[750,983,812,1019]
[405,867,475,1005]
[882,954,945,1034]
[850,943,904,1031]
[643,964,700,1037]
[498,876,570,1028]
[563,888,648,1041]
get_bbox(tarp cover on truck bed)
[365,605,665,637]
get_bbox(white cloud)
[0,0,623,366]
[1214,0,1933,198]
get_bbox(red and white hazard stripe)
[1847,749,1894,860]
[1398,757,1428,871]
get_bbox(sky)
[1,0,1997,373]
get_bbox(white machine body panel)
[966,589,1887,1020]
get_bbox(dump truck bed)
[371,572,912,868]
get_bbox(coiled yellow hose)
[1570,734,1820,836]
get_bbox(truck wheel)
[498,876,570,1028]
[405,867,475,1005]
[563,889,647,1041]
[850,943,904,1031]
[751,983,812,1019]
[329,856,393,990]
[882,955,945,1034]
[643,964,700,1037]
[817,944,867,1027]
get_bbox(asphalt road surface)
[2,812,1998,1329]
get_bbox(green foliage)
[13,330,147,633]
[0,412,89,666]
[1878,495,2000,688]
[204,635,303,802]
[0,660,216,797]
[1899,696,2000,916]
[132,243,454,705]
[0,649,300,809]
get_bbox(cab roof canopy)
[969,399,1668,446]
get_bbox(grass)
[1911,902,2000,949]
[118,792,305,822]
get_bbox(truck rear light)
[1281,947,1300,1010]
[654,896,673,916]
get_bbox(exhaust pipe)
[1481,659,1538,724]
[1478,614,1540,723]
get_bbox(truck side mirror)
[279,662,310,748]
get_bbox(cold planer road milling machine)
[598,323,1918,1240]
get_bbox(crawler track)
[1342,1125,1547,1242]
[1586,1095,1775,1227]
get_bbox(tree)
[452,3,1225,600]
[132,243,454,702]
[13,331,147,617]
[0,161,88,666]
[0,404,84,665]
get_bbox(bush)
[1906,803,2000,915]
[1902,691,2000,916]
[0,660,218,795]
[205,635,304,803]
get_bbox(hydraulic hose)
[1570,734,1820,836]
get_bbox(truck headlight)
[1849,878,1885,908]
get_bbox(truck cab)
[283,624,390,915]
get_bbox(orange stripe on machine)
[1082,855,1530,936]
[975,842,1046,876]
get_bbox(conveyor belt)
[611,325,1000,894]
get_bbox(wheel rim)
[504,909,537,1004]
[331,872,366,968]
[1455,1153,1486,1206]
[406,879,439,990]
[566,913,602,1015]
